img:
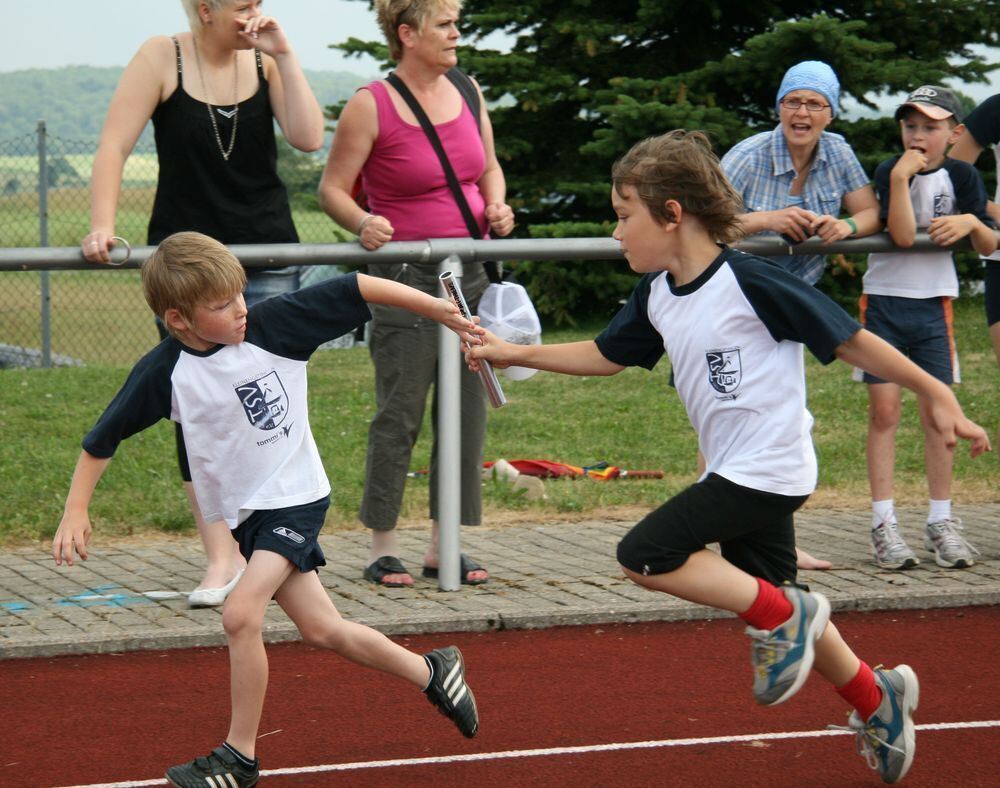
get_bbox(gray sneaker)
[831,664,919,784]
[871,520,919,570]
[924,518,978,568]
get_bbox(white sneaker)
[188,570,244,608]
[924,518,978,568]
[870,520,919,570]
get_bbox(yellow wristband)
[844,217,858,236]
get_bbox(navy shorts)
[616,473,808,586]
[858,294,957,384]
[985,261,1000,327]
[232,495,329,573]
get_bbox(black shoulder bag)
[386,69,502,284]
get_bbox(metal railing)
[2,232,996,590]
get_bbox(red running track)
[2,607,998,787]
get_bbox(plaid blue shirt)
[722,126,871,285]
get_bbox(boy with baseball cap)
[860,85,997,571]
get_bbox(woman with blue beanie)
[722,60,881,285]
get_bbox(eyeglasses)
[781,98,830,113]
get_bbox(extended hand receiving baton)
[440,271,506,408]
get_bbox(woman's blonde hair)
[375,0,463,62]
[180,0,231,32]
[611,130,745,244]
[142,232,246,336]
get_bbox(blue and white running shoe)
[833,664,919,784]
[745,585,831,706]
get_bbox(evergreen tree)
[333,1,997,320]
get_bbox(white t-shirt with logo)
[595,248,860,497]
[83,274,371,528]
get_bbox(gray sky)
[3,1,995,107]
[2,0,383,73]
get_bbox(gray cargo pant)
[359,262,488,531]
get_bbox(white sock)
[927,499,951,524]
[872,499,895,529]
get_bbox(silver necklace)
[192,37,239,161]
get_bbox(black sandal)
[363,556,414,587]
[422,554,489,585]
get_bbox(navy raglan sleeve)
[943,159,992,224]
[964,94,1000,148]
[82,342,177,458]
[873,157,898,221]
[247,272,372,360]
[594,273,664,370]
[731,256,861,364]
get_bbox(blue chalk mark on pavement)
[55,584,153,608]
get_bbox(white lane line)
[55,719,1000,788]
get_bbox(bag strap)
[386,70,501,283]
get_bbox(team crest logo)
[706,348,741,395]
[932,192,953,218]
[236,371,288,430]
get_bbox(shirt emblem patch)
[706,348,742,396]
[236,371,288,430]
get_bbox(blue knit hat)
[776,61,840,118]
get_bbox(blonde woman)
[81,0,324,606]
[319,0,514,587]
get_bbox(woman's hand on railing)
[486,202,515,237]
[80,230,116,264]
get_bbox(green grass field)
[1,300,998,549]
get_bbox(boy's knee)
[222,602,262,639]
[868,401,900,431]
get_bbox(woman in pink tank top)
[318,0,514,588]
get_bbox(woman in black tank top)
[81,1,324,607]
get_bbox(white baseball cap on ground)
[477,282,542,381]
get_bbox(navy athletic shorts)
[616,473,808,586]
[232,495,329,573]
[858,294,957,384]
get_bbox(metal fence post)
[37,120,52,368]
[436,253,463,591]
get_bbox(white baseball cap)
[477,282,542,381]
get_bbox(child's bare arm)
[355,273,477,339]
[466,330,624,377]
[53,451,112,566]
[835,329,990,457]
[928,213,999,257]
[885,151,924,247]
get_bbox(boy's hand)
[464,327,513,373]
[430,298,482,343]
[892,149,928,180]
[766,207,818,242]
[52,512,93,566]
[928,214,976,247]
[924,394,992,458]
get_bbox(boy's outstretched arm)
[466,328,625,377]
[835,329,991,457]
[53,451,112,566]
[928,213,999,257]
[355,273,477,340]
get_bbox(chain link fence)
[0,122,342,367]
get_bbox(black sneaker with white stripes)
[165,745,259,788]
[423,645,479,738]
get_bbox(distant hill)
[0,65,371,144]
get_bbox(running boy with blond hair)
[53,231,481,788]
[465,130,991,783]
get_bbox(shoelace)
[928,519,980,556]
[827,715,906,772]
[745,627,788,667]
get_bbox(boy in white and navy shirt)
[53,232,482,787]
[861,86,997,572]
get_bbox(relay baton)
[440,271,506,408]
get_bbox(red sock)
[835,661,882,721]
[739,578,793,631]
